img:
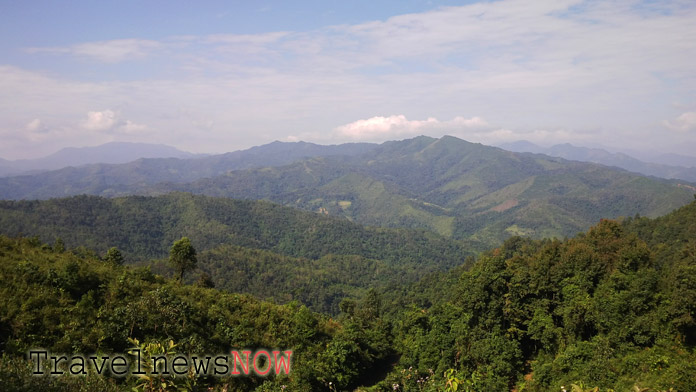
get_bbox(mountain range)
[0,141,200,177]
[2,136,696,390]
[147,136,694,248]
[1,135,693,251]
[0,140,376,198]
[500,140,696,182]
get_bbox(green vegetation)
[1,137,692,252]
[0,192,471,314]
[0,141,376,199]
[0,235,393,391]
[169,237,198,282]
[1,137,695,391]
[152,136,694,249]
[3,200,696,390]
[377,201,696,391]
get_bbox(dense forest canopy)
[0,192,471,314]
[1,197,695,390]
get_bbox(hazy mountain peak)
[0,142,197,177]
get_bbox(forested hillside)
[0,236,393,391]
[1,138,695,391]
[375,199,696,391]
[1,200,695,391]
[0,192,470,313]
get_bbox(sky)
[1,0,696,160]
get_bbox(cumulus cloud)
[333,115,492,141]
[664,112,696,132]
[82,110,117,131]
[335,115,437,139]
[81,110,147,134]
[331,114,595,147]
[6,0,696,157]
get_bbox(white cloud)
[82,110,117,131]
[27,39,161,63]
[204,32,289,45]
[25,118,45,132]
[333,115,493,141]
[5,1,696,157]
[330,114,597,147]
[81,110,147,134]
[335,115,437,139]
[664,112,696,132]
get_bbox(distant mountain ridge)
[146,135,693,249]
[499,140,696,182]
[0,141,199,177]
[0,136,693,250]
[0,140,377,199]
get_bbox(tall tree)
[104,247,124,265]
[169,237,197,282]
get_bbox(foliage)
[104,247,125,265]
[0,192,470,313]
[169,237,197,282]
[0,235,393,390]
[383,202,696,391]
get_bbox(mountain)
[2,150,696,390]
[149,135,694,249]
[0,136,693,250]
[500,140,696,182]
[0,192,471,313]
[0,140,377,198]
[0,142,199,177]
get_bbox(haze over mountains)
[0,142,200,177]
[1,135,693,252]
[500,140,696,182]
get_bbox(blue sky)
[1,0,695,159]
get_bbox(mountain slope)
[0,140,376,197]
[1,136,692,250]
[381,201,696,391]
[0,192,470,313]
[151,136,694,248]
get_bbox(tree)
[169,237,197,282]
[53,237,65,253]
[104,247,124,265]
